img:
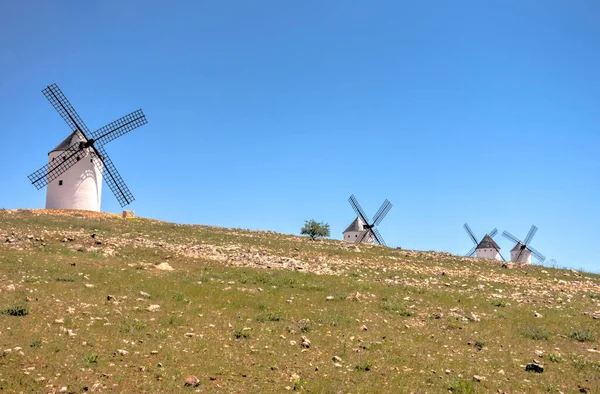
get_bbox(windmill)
[502,225,546,264]
[27,83,147,211]
[464,223,504,261]
[343,194,392,245]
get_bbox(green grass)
[0,209,600,393]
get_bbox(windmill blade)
[91,145,134,207]
[464,223,478,245]
[497,249,506,262]
[372,228,386,246]
[465,245,477,257]
[42,84,92,138]
[356,229,370,244]
[528,245,546,262]
[514,247,525,263]
[371,200,387,224]
[501,230,522,245]
[27,142,88,189]
[92,109,148,146]
[373,200,392,226]
[348,195,370,224]
[488,228,498,238]
[523,225,538,246]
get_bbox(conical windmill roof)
[49,131,83,154]
[476,234,500,250]
[343,217,365,233]
[511,242,527,252]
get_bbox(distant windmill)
[27,83,147,211]
[343,194,392,245]
[502,225,546,264]
[463,223,504,261]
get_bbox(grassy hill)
[1,209,599,393]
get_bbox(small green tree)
[300,220,330,240]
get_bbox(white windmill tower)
[463,223,505,261]
[343,195,392,245]
[502,225,546,264]
[45,132,103,211]
[28,84,148,211]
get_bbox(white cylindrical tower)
[45,132,103,211]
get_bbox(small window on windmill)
[58,180,63,186]
[76,155,81,161]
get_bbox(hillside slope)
[1,209,599,393]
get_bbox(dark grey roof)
[511,242,527,252]
[49,131,83,154]
[476,234,500,250]
[343,217,365,233]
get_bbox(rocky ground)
[1,209,599,393]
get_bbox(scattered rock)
[345,292,362,301]
[326,296,335,301]
[359,324,368,331]
[472,375,486,382]
[107,295,116,301]
[140,291,150,298]
[122,210,135,219]
[534,311,543,318]
[184,375,200,387]
[116,349,129,356]
[155,262,174,271]
[84,284,95,288]
[301,336,311,348]
[146,305,160,312]
[332,356,343,363]
[525,363,544,373]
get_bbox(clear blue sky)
[1,1,598,272]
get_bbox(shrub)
[300,220,330,240]
[521,327,550,341]
[233,329,250,339]
[473,340,486,351]
[83,352,99,365]
[119,318,147,333]
[381,299,413,316]
[355,360,372,372]
[172,292,188,303]
[588,292,600,300]
[448,378,476,393]
[293,377,307,391]
[491,299,506,307]
[30,339,42,348]
[256,311,284,322]
[55,276,76,282]
[548,353,563,363]
[569,329,596,343]
[0,304,29,316]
